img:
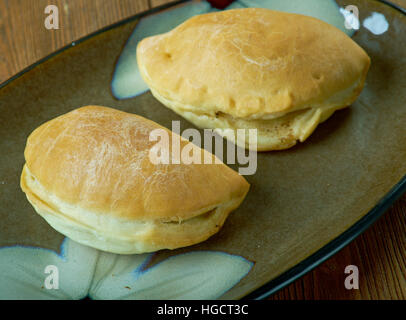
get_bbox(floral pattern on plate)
[0,238,253,299]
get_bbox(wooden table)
[0,0,405,300]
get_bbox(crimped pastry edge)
[21,165,248,254]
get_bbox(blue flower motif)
[0,238,253,300]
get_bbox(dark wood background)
[0,0,405,299]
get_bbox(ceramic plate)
[0,0,405,300]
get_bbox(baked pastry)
[137,8,371,151]
[21,106,249,254]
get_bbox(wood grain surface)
[0,0,405,300]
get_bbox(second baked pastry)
[137,8,370,151]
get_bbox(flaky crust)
[150,86,350,151]
[21,106,249,253]
[137,8,370,120]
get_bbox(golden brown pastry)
[137,8,371,151]
[21,106,249,254]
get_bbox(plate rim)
[1,0,405,301]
